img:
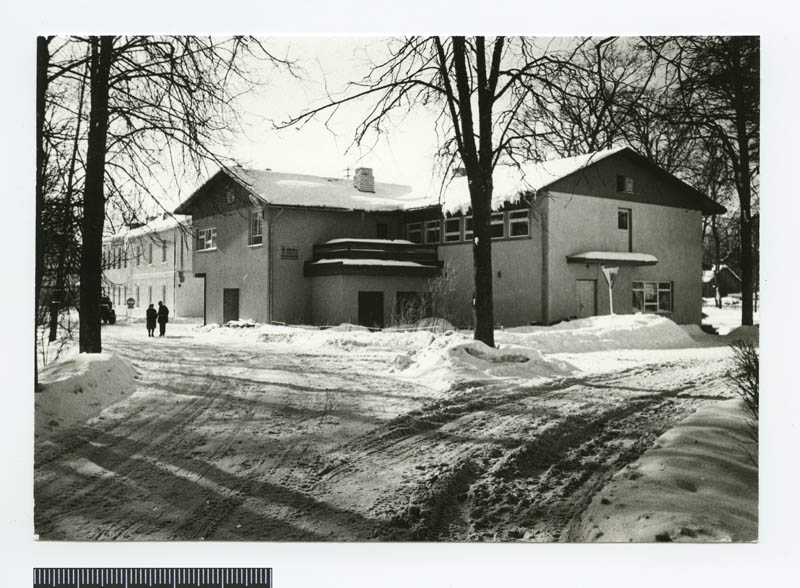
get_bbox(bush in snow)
[729,339,759,463]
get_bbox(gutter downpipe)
[267,207,285,323]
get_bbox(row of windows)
[104,240,169,269]
[406,209,530,245]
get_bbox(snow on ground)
[702,303,760,336]
[575,398,757,542]
[35,351,137,442]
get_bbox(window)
[509,209,530,237]
[424,220,441,244]
[148,285,153,305]
[464,216,474,240]
[197,227,217,251]
[618,208,630,230]
[123,247,127,268]
[124,286,128,304]
[444,217,461,242]
[148,242,154,264]
[490,212,505,239]
[632,281,673,313]
[225,186,235,204]
[162,241,168,263]
[136,245,141,266]
[135,285,140,307]
[250,209,263,245]
[161,285,166,305]
[406,222,422,244]
[617,175,635,193]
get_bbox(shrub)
[729,340,759,461]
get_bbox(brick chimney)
[353,167,375,193]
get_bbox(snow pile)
[254,323,438,351]
[702,304,760,336]
[35,352,137,441]
[393,333,576,391]
[224,318,257,328]
[497,314,696,353]
[575,399,758,542]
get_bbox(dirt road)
[34,323,733,541]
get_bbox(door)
[358,291,384,329]
[576,280,596,318]
[223,288,239,323]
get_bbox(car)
[100,295,116,324]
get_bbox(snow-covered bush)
[729,339,759,462]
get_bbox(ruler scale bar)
[33,569,271,588]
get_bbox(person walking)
[145,303,157,337]
[157,301,170,337]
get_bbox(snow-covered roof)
[106,214,192,242]
[225,167,421,212]
[566,251,658,266]
[438,147,627,215]
[324,238,414,245]
[309,258,434,268]
[702,265,741,283]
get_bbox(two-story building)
[174,147,724,328]
[102,214,204,318]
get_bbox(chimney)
[353,167,375,193]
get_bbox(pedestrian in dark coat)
[157,301,170,337]
[145,304,157,337]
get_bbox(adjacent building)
[174,147,724,328]
[102,214,204,318]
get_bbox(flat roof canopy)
[566,251,658,266]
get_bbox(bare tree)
[38,35,295,353]
[647,36,759,326]
[280,36,585,346]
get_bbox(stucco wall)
[310,273,432,327]
[438,209,543,328]
[270,207,404,324]
[544,190,703,324]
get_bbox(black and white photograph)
[4,0,797,584]
[29,32,762,544]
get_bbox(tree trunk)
[711,215,722,308]
[35,36,49,389]
[471,181,495,347]
[79,36,113,353]
[739,197,754,326]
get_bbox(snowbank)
[574,399,757,542]
[392,333,576,391]
[35,353,137,441]
[498,314,696,353]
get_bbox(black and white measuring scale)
[33,569,271,588]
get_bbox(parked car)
[100,295,116,324]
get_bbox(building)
[174,147,724,327]
[702,265,742,298]
[102,214,204,318]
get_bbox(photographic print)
[33,35,758,542]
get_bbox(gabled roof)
[175,166,421,214]
[702,265,742,283]
[105,214,192,242]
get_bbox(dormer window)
[616,175,635,194]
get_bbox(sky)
[164,36,445,211]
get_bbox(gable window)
[444,217,461,242]
[490,212,505,239]
[632,281,673,313]
[225,186,235,205]
[618,208,630,230]
[464,216,474,241]
[250,209,263,246]
[617,174,635,194]
[424,220,441,244]
[509,209,530,237]
[406,222,422,244]
[197,227,218,251]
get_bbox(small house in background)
[174,147,724,328]
[102,214,204,318]
[702,265,742,298]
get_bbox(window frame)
[617,174,635,194]
[508,209,530,238]
[632,280,673,313]
[443,217,462,242]
[249,209,264,246]
[424,220,441,244]
[196,227,218,252]
[463,215,474,241]
[490,211,505,240]
[618,208,631,230]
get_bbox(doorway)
[223,288,240,323]
[576,280,596,318]
[358,291,384,329]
